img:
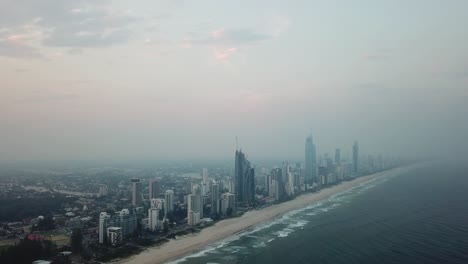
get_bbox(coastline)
[118,167,410,264]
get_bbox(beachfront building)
[118,209,138,237]
[99,209,137,244]
[220,192,236,216]
[188,211,200,226]
[210,182,220,216]
[187,194,203,225]
[271,168,284,201]
[353,141,359,174]
[164,190,174,215]
[107,227,122,246]
[287,171,295,196]
[148,208,162,231]
[234,150,255,206]
[305,135,318,186]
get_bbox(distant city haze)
[1,0,467,161]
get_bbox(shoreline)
[118,167,410,264]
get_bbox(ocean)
[171,163,468,264]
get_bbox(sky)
[1,0,467,161]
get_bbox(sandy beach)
[119,167,409,264]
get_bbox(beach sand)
[118,167,409,264]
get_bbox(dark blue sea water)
[171,164,468,264]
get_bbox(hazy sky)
[1,0,467,161]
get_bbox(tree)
[32,215,55,231]
[70,228,83,254]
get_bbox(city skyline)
[2,1,468,161]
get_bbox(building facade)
[131,178,142,207]
[305,135,318,186]
[234,150,255,206]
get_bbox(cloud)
[44,28,132,47]
[0,40,43,59]
[214,47,238,62]
[186,28,270,61]
[0,0,138,49]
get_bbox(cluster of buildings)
[99,178,176,245]
[98,209,137,246]
[97,135,393,246]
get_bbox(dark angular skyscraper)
[353,141,359,174]
[305,135,317,185]
[235,150,255,206]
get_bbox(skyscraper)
[305,135,317,185]
[118,209,137,237]
[234,150,255,206]
[210,182,220,216]
[335,148,341,165]
[202,168,208,182]
[164,190,174,216]
[150,198,165,211]
[149,178,161,200]
[131,178,142,207]
[187,194,203,225]
[148,208,161,231]
[201,168,209,196]
[220,192,236,215]
[99,212,110,244]
[271,168,283,201]
[353,141,359,174]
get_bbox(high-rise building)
[150,198,165,214]
[131,178,142,207]
[148,208,161,231]
[191,183,201,195]
[164,190,174,215]
[187,211,200,226]
[234,150,255,206]
[202,168,208,182]
[210,182,220,215]
[287,171,295,196]
[187,194,203,225]
[118,209,138,237]
[99,212,110,244]
[99,209,137,243]
[335,148,341,165]
[271,168,284,201]
[107,227,122,246]
[149,178,161,200]
[201,168,209,196]
[220,192,236,215]
[353,141,359,174]
[305,135,317,185]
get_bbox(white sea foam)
[172,172,395,263]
